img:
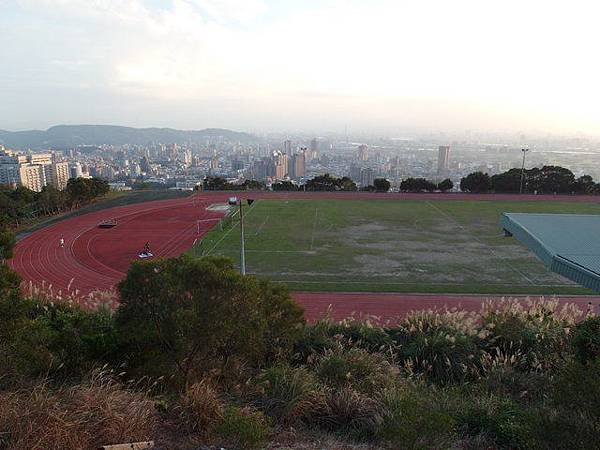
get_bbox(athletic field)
[193,199,600,294]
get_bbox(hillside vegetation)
[1,251,599,449]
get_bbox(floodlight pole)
[239,200,246,275]
[519,148,529,194]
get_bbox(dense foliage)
[1,253,599,448]
[399,177,453,192]
[304,173,357,191]
[0,177,109,228]
[461,166,600,194]
[202,176,266,191]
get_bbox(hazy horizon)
[2,0,600,135]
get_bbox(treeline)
[460,166,600,194]
[205,174,392,192]
[399,177,453,192]
[1,253,600,449]
[202,176,267,191]
[0,178,109,228]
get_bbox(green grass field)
[191,199,600,294]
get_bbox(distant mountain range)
[0,125,257,149]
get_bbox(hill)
[0,124,257,149]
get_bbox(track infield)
[193,197,600,295]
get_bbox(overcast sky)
[1,0,599,135]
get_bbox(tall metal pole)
[519,148,529,194]
[239,200,246,275]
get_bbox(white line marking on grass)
[425,201,536,285]
[204,203,257,256]
[255,215,269,236]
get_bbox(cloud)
[2,0,600,133]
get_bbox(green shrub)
[215,406,270,450]
[571,316,600,364]
[315,345,396,394]
[301,388,382,440]
[328,319,395,353]
[552,359,600,421]
[116,255,304,385]
[0,293,117,381]
[523,405,600,450]
[376,385,456,449]
[480,299,579,372]
[452,393,531,449]
[254,365,318,422]
[293,319,338,363]
[394,310,481,384]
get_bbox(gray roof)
[500,213,600,292]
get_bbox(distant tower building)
[357,144,369,162]
[71,162,83,179]
[289,150,306,179]
[359,168,375,187]
[437,146,450,175]
[271,151,288,179]
[46,162,70,190]
[19,164,46,192]
[308,138,318,162]
[283,140,293,155]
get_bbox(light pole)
[228,197,254,275]
[519,148,529,194]
[239,199,246,275]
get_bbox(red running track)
[10,191,600,320]
[11,195,229,299]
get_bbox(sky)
[1,0,600,135]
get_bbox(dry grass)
[22,280,119,310]
[0,372,157,450]
[177,380,224,437]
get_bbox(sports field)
[193,198,600,294]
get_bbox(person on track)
[59,238,65,248]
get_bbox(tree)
[400,178,435,193]
[460,172,491,193]
[572,175,597,195]
[437,179,453,193]
[272,181,298,191]
[373,178,391,192]
[339,176,358,192]
[240,180,266,191]
[490,169,522,193]
[538,166,575,194]
[0,228,16,262]
[305,174,357,192]
[115,255,304,384]
[203,176,231,191]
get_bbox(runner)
[59,238,65,248]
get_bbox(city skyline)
[2,0,600,135]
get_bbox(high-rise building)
[283,140,292,155]
[357,144,369,161]
[71,162,84,179]
[45,162,70,190]
[28,153,52,165]
[359,168,375,187]
[307,138,318,162]
[19,164,46,192]
[271,151,288,179]
[289,151,306,179]
[1,148,72,191]
[437,146,450,175]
